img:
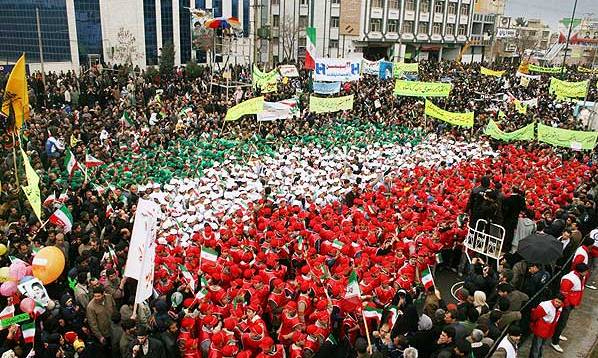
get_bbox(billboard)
[559,18,598,45]
[191,9,214,51]
[339,0,362,36]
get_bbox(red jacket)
[530,300,562,339]
[560,271,585,307]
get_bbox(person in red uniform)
[551,263,589,353]
[277,301,302,345]
[374,275,396,307]
[256,336,285,358]
[529,294,563,358]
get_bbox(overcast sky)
[504,0,597,31]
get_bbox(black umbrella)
[517,233,563,265]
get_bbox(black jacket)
[128,337,167,358]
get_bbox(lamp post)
[560,0,578,78]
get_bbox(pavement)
[435,267,598,357]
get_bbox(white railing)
[464,219,505,271]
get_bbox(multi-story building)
[494,18,552,63]
[463,0,505,63]
[0,0,252,72]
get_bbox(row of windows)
[369,0,469,15]
[370,18,467,35]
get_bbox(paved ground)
[435,267,598,357]
[517,269,598,358]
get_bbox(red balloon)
[19,297,36,314]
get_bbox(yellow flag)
[1,54,30,130]
[20,148,41,221]
[70,134,79,147]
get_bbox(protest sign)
[0,313,30,329]
[252,66,279,93]
[309,95,354,114]
[393,62,419,78]
[257,99,299,121]
[425,100,474,128]
[313,81,341,95]
[484,119,535,141]
[549,78,589,99]
[314,58,361,82]
[279,65,299,77]
[528,64,565,74]
[480,67,505,77]
[379,61,393,80]
[537,123,598,150]
[225,97,265,121]
[361,59,380,75]
[394,80,452,97]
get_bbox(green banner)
[537,123,598,150]
[578,66,598,74]
[393,80,452,97]
[528,64,565,74]
[393,62,419,78]
[0,313,30,329]
[549,77,589,99]
[225,97,265,121]
[252,66,278,93]
[424,100,474,128]
[309,95,354,114]
[484,119,535,141]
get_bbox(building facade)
[0,0,252,72]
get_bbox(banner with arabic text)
[480,67,505,77]
[394,80,452,97]
[549,77,589,99]
[528,64,565,74]
[313,81,341,95]
[225,97,265,121]
[578,66,598,74]
[484,119,535,141]
[279,65,299,77]
[362,59,380,75]
[309,95,354,114]
[314,58,361,82]
[257,98,299,121]
[425,100,474,128]
[252,66,279,93]
[537,123,598,150]
[393,62,419,78]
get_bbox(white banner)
[314,58,361,82]
[257,99,299,121]
[361,59,380,75]
[124,198,161,303]
[496,28,517,38]
[520,98,538,108]
[515,72,541,80]
[279,65,299,77]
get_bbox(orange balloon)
[32,246,65,284]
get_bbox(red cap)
[259,336,275,351]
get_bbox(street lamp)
[560,0,578,78]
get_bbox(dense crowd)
[0,59,597,358]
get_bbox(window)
[389,0,400,9]
[299,15,308,28]
[460,4,469,16]
[300,0,308,5]
[405,0,415,11]
[435,1,445,13]
[387,19,399,33]
[272,37,279,47]
[370,18,382,32]
[272,14,280,27]
[372,0,383,7]
[331,17,339,28]
[458,24,467,35]
[402,21,414,33]
[271,0,279,5]
[329,39,339,49]
[298,37,306,47]
[448,3,456,15]
[331,0,340,3]
[418,22,428,34]
[420,0,429,13]
[446,23,454,35]
[433,22,442,34]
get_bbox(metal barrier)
[464,219,506,271]
[484,240,581,357]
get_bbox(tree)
[113,27,141,65]
[279,17,301,62]
[159,42,175,77]
[185,61,203,79]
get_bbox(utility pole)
[560,0,578,78]
[35,7,46,86]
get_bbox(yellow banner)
[528,64,565,74]
[537,123,598,150]
[424,100,474,128]
[393,62,419,78]
[549,78,589,99]
[578,66,598,74]
[20,148,42,221]
[480,67,505,77]
[252,66,278,93]
[513,99,527,114]
[393,80,452,97]
[1,54,30,130]
[309,95,354,114]
[225,97,265,121]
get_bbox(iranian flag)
[387,305,401,329]
[421,267,435,290]
[42,193,56,207]
[121,110,134,127]
[33,300,46,318]
[64,150,79,177]
[106,203,114,218]
[92,183,105,196]
[85,153,104,168]
[48,205,73,233]
[363,306,383,321]
[0,305,14,321]
[305,27,316,70]
[332,239,344,250]
[195,277,209,300]
[21,322,35,343]
[200,247,218,263]
[57,191,68,203]
[178,264,195,291]
[345,270,361,303]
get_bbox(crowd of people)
[0,58,597,358]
